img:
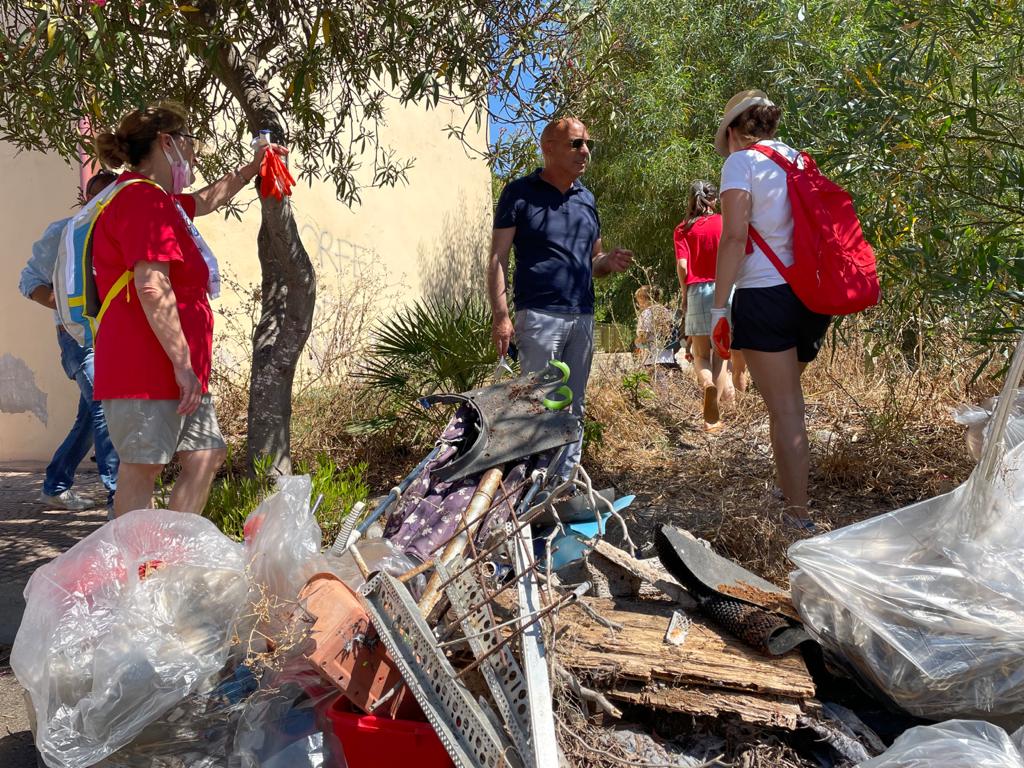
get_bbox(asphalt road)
[0,647,36,768]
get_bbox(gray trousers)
[514,308,594,476]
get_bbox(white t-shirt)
[719,139,800,289]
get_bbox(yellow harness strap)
[89,177,162,337]
[95,270,134,327]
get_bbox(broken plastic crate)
[323,698,454,768]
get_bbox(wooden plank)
[559,597,815,701]
[591,540,697,608]
[607,684,804,730]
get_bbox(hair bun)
[95,131,130,168]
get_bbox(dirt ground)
[0,647,35,768]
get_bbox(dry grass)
[584,340,984,586]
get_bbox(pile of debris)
[13,353,1024,767]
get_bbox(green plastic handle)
[548,359,570,383]
[543,384,573,411]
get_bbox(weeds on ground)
[584,335,983,585]
[204,451,369,542]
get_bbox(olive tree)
[0,0,604,471]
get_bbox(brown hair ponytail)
[95,101,188,168]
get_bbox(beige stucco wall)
[0,101,490,462]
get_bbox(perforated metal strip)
[440,557,533,764]
[359,572,521,768]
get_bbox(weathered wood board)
[559,596,815,728]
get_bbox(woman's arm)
[189,145,287,217]
[676,260,688,307]
[714,189,752,308]
[134,261,201,415]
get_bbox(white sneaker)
[40,489,95,511]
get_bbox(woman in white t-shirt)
[710,90,831,530]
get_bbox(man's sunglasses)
[569,138,595,151]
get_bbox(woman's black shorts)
[731,283,832,363]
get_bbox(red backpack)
[747,144,880,316]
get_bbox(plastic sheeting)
[791,338,1024,720]
[953,389,1024,461]
[244,475,328,606]
[856,720,1024,768]
[11,509,248,768]
[14,476,344,768]
[322,537,426,597]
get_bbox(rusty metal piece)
[299,572,418,718]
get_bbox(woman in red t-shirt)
[674,180,747,429]
[93,102,285,518]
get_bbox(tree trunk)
[194,8,318,474]
[246,195,316,475]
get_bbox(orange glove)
[259,147,295,201]
[710,307,731,360]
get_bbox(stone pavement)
[0,463,108,644]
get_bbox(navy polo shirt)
[494,169,601,313]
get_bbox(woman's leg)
[170,447,227,514]
[114,463,164,517]
[690,335,722,426]
[689,335,714,389]
[741,347,811,520]
[730,349,748,393]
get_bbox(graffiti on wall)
[0,353,48,424]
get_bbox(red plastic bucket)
[323,699,454,768]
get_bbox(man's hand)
[29,285,57,310]
[174,365,202,416]
[603,248,633,273]
[492,313,514,357]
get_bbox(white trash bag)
[953,388,1024,461]
[12,509,248,768]
[791,334,1024,721]
[857,720,1024,768]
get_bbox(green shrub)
[353,296,501,440]
[204,451,369,544]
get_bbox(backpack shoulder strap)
[86,178,162,335]
[748,143,797,173]
[95,176,162,213]
[94,270,134,327]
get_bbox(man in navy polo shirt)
[487,117,632,477]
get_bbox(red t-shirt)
[673,213,722,285]
[92,172,213,400]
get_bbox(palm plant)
[352,297,504,438]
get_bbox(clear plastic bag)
[322,537,425,596]
[11,509,249,768]
[791,337,1024,721]
[953,389,1024,461]
[244,475,329,635]
[856,720,1024,767]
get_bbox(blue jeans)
[42,328,118,505]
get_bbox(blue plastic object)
[539,495,635,570]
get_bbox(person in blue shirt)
[488,117,632,477]
[18,171,119,512]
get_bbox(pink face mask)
[162,137,195,195]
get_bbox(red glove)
[259,147,295,201]
[710,308,731,360]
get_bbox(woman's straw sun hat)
[715,89,774,157]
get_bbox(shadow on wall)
[417,190,490,303]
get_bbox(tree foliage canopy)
[566,0,1024,363]
[0,0,601,205]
